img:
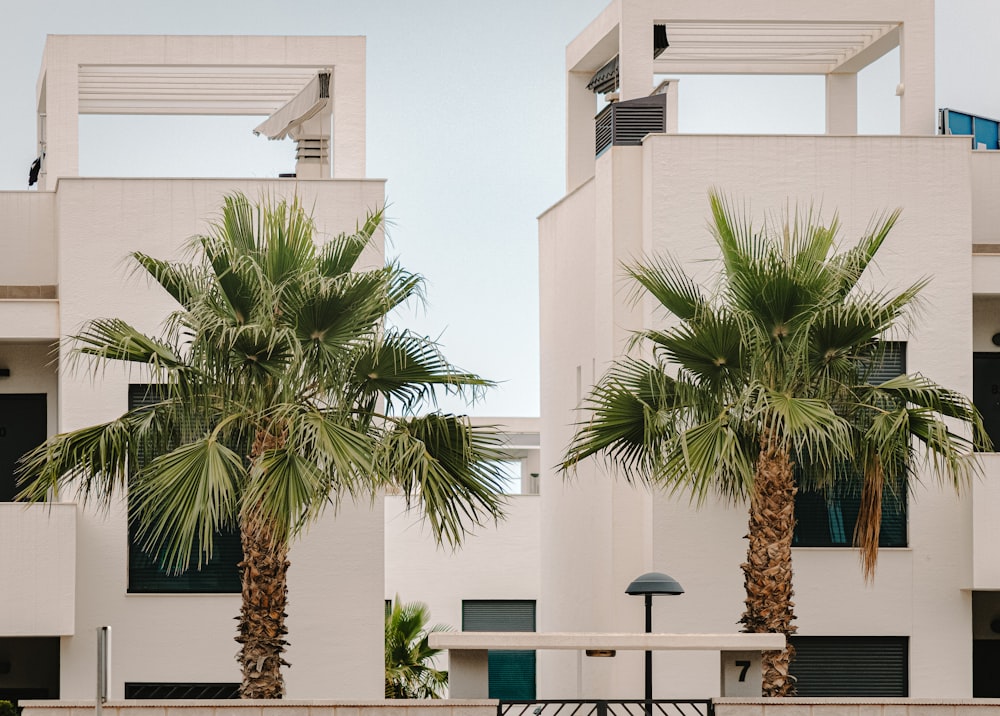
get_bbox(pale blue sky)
[1,1,998,417]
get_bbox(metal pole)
[644,594,652,716]
[96,626,111,716]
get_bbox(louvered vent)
[789,637,908,696]
[595,105,614,155]
[595,94,667,156]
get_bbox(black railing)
[499,700,713,716]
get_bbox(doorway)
[0,394,47,502]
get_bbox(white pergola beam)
[830,25,900,74]
[36,35,367,187]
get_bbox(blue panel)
[975,116,1000,149]
[943,109,1000,149]
[946,110,974,136]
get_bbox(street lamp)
[626,571,684,713]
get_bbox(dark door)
[973,354,1000,450]
[0,394,47,501]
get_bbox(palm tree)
[384,597,450,699]
[16,193,508,699]
[563,191,988,696]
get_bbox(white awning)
[253,70,331,140]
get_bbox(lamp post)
[626,571,684,715]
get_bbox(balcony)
[0,502,76,636]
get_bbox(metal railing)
[498,700,713,716]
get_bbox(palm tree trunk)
[236,510,290,698]
[236,422,291,699]
[739,432,797,697]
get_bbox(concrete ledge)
[430,632,786,651]
[21,700,499,716]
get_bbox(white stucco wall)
[540,133,980,698]
[971,152,1000,245]
[0,192,56,286]
[385,494,540,665]
[50,177,386,700]
[0,503,75,636]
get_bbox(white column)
[825,73,858,135]
[293,111,332,180]
[36,53,80,190]
[567,70,596,192]
[331,53,366,177]
[899,0,936,135]
[664,80,679,134]
[448,649,490,698]
[618,1,654,102]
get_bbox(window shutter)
[462,600,536,700]
[789,636,908,696]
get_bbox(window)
[127,385,241,594]
[0,394,46,502]
[462,600,535,700]
[789,636,907,696]
[124,682,239,699]
[794,343,907,548]
[973,353,1000,451]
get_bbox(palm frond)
[130,436,245,572]
[625,254,706,320]
[379,414,508,548]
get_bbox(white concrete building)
[6,0,1000,706]
[538,0,1000,701]
[0,34,388,702]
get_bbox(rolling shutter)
[789,636,908,696]
[462,600,535,700]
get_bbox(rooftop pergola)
[35,35,366,189]
[565,0,934,190]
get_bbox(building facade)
[0,34,387,701]
[539,0,1000,700]
[5,0,1000,705]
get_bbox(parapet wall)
[21,701,498,716]
[715,699,1000,716]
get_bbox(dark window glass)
[462,600,535,700]
[973,352,1000,451]
[0,394,46,502]
[127,385,241,594]
[789,636,907,696]
[794,343,907,548]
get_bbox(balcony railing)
[499,700,713,716]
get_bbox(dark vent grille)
[125,682,240,699]
[789,637,908,696]
[595,94,667,156]
[463,600,535,632]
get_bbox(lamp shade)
[625,571,684,596]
